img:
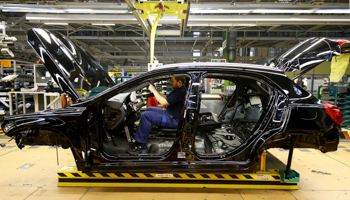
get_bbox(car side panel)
[2,107,87,149]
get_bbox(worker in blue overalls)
[127,76,187,154]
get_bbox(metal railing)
[318,85,350,105]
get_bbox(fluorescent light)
[233,24,256,26]
[2,9,127,14]
[91,23,115,26]
[65,9,93,13]
[44,23,68,25]
[316,9,350,14]
[27,16,67,20]
[0,4,129,14]
[189,15,350,22]
[26,14,137,21]
[252,9,314,14]
[188,24,256,27]
[191,9,251,14]
[188,24,232,26]
[190,8,350,14]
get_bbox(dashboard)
[104,92,143,130]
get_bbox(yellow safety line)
[58,182,298,190]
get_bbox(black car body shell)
[2,65,340,173]
[1,29,342,173]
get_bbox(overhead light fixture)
[316,9,350,14]
[233,24,256,26]
[190,9,251,14]
[188,24,256,27]
[44,22,68,25]
[189,15,350,22]
[188,24,231,26]
[26,14,137,23]
[0,4,129,14]
[148,15,181,25]
[190,8,350,14]
[91,23,115,26]
[252,9,314,14]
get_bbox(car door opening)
[195,77,273,155]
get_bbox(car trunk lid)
[266,37,350,78]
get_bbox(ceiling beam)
[228,25,235,32]
[69,36,223,41]
[125,0,151,38]
[131,39,147,54]
[337,25,345,32]
[266,26,278,32]
[68,24,87,36]
[64,25,77,31]
[242,40,255,48]
[201,37,212,53]
[0,14,9,21]
[104,50,212,53]
[164,38,169,52]
[191,39,198,52]
[272,40,290,48]
[305,25,324,32]
[8,26,349,33]
[72,39,102,53]
[143,38,150,48]
[93,44,221,49]
[100,39,123,52]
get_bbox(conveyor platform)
[57,152,299,189]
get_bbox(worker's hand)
[148,83,156,93]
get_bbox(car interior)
[194,76,273,155]
[101,75,189,156]
[100,75,273,157]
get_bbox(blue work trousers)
[134,107,179,144]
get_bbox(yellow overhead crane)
[134,0,188,68]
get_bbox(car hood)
[27,28,115,101]
[266,37,350,73]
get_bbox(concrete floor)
[0,137,349,200]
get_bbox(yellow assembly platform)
[57,152,299,190]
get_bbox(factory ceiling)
[1,0,350,68]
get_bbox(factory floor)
[0,136,349,200]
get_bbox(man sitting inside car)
[127,76,187,154]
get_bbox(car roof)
[153,62,285,76]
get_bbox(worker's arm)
[149,83,169,106]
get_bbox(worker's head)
[170,76,185,89]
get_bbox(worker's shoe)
[127,142,148,154]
